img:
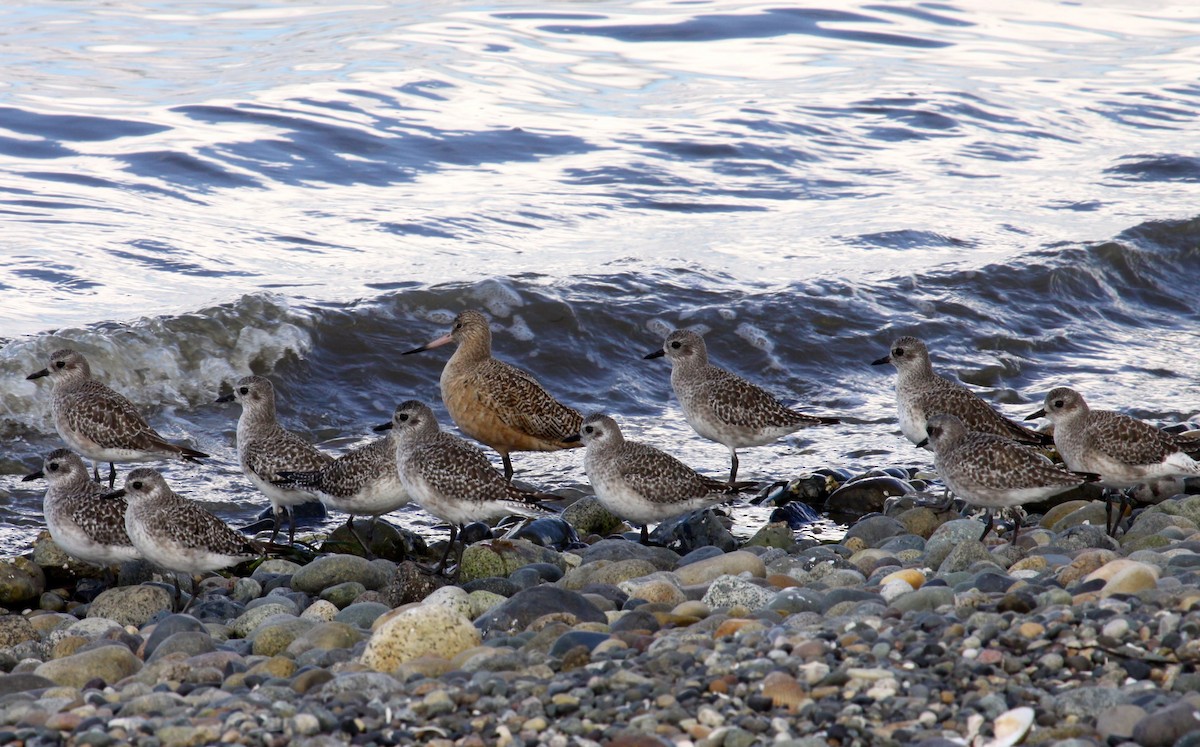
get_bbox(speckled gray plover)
[569,413,742,544]
[645,329,839,484]
[402,310,582,482]
[921,414,1100,542]
[382,399,552,573]
[1027,386,1200,533]
[217,375,332,545]
[873,336,1049,449]
[104,468,262,610]
[274,428,411,555]
[26,348,209,488]
[23,448,141,570]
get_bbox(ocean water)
[2,0,1198,555]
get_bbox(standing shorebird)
[645,329,838,484]
[920,414,1100,542]
[873,336,1049,450]
[1027,387,1200,534]
[104,468,262,610]
[382,400,552,573]
[23,448,141,573]
[274,428,411,555]
[402,310,583,482]
[26,348,209,488]
[569,413,743,544]
[217,376,332,544]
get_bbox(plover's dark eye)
[55,360,66,369]
[49,462,59,472]
[1054,399,1064,409]
[239,387,249,395]
[398,414,409,422]
[894,347,904,357]
[584,426,594,434]
[132,481,143,490]
[670,341,682,349]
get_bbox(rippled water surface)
[2,0,1199,554]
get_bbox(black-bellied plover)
[873,336,1048,449]
[1027,386,1200,533]
[23,448,141,570]
[216,375,332,544]
[274,429,410,555]
[569,413,741,544]
[105,468,262,609]
[382,399,552,572]
[921,413,1100,542]
[26,348,209,488]
[402,310,582,481]
[646,329,838,484]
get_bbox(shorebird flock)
[17,315,1200,591]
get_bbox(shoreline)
[1,472,1198,746]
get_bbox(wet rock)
[768,502,821,531]
[323,519,425,562]
[361,605,480,671]
[648,509,737,554]
[290,554,386,594]
[561,496,625,537]
[826,476,913,518]
[743,522,798,551]
[1096,704,1148,741]
[34,644,141,688]
[30,531,105,583]
[896,506,954,538]
[549,630,610,658]
[474,586,606,637]
[506,517,579,551]
[458,539,565,584]
[0,559,45,605]
[87,585,173,627]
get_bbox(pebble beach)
[2,469,1200,747]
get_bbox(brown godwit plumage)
[403,310,582,481]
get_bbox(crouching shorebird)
[569,413,746,544]
[274,425,411,556]
[27,348,209,488]
[920,414,1100,542]
[380,400,553,574]
[402,310,583,482]
[217,376,332,545]
[1027,387,1200,534]
[23,449,141,576]
[646,329,838,485]
[103,468,262,610]
[873,336,1049,450]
